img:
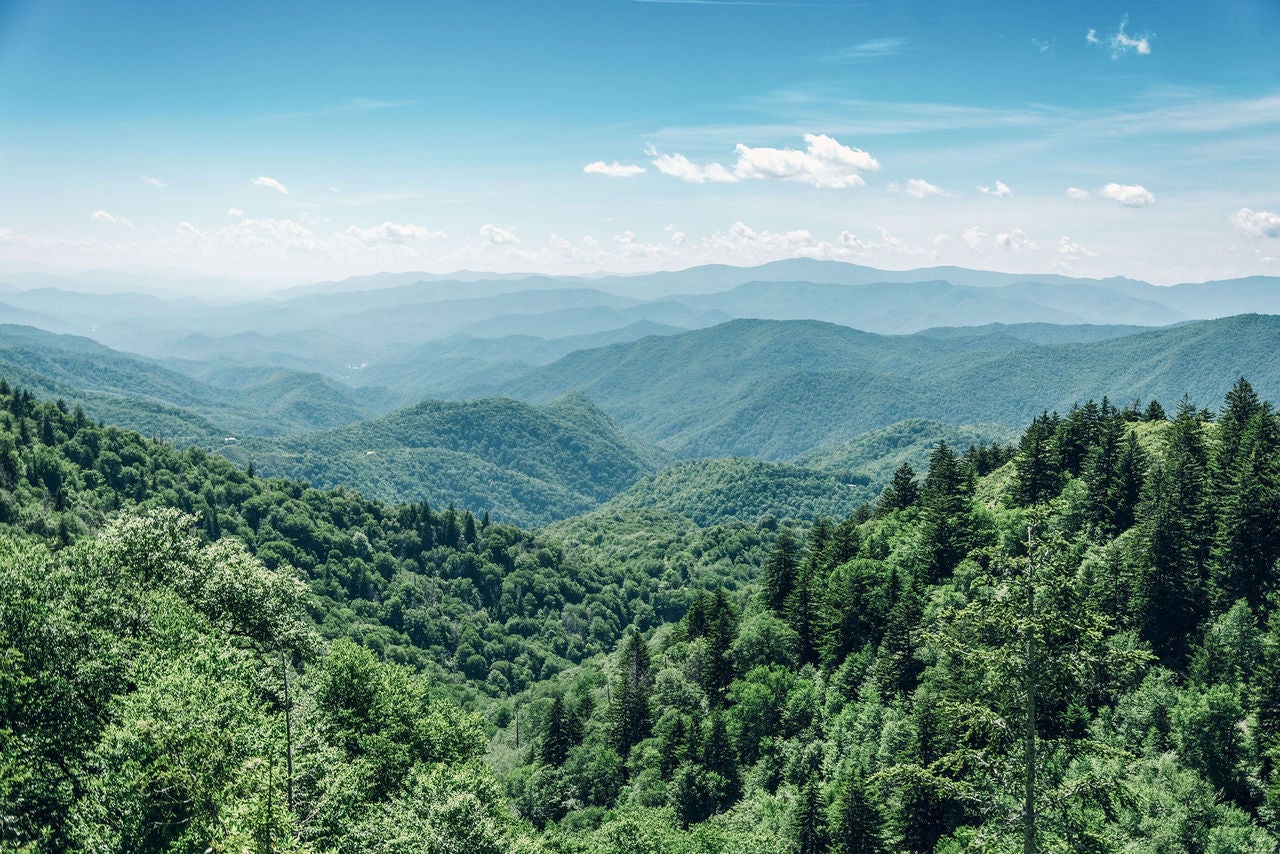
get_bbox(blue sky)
[0,0,1277,285]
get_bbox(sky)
[0,0,1278,288]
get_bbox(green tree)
[609,629,654,759]
[828,763,884,854]
[762,529,800,613]
[541,695,571,767]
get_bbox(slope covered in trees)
[486,314,1280,459]
[223,393,669,527]
[6,378,1280,851]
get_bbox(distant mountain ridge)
[478,314,1280,459]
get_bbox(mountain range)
[3,259,1280,524]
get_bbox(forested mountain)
[6,377,1280,850]
[797,418,1020,481]
[1,261,1279,387]
[0,324,392,442]
[221,394,670,527]
[486,314,1280,458]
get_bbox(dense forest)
[4,377,1280,851]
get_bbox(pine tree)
[919,441,976,581]
[828,764,884,854]
[702,589,738,705]
[787,557,823,666]
[1108,430,1147,533]
[826,517,862,568]
[793,778,829,854]
[877,463,919,515]
[1212,377,1263,503]
[762,529,800,613]
[609,629,654,758]
[702,712,738,801]
[1209,406,1280,610]
[1133,400,1212,661]
[1012,413,1062,506]
[541,695,570,766]
[873,570,922,699]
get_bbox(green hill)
[0,324,390,442]
[225,394,669,527]
[486,314,1280,459]
[601,457,875,526]
[798,418,1020,481]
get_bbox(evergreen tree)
[826,517,862,568]
[919,441,976,581]
[609,629,654,758]
[877,463,919,515]
[1108,430,1147,534]
[762,528,800,613]
[541,695,571,766]
[1012,412,1063,506]
[702,589,738,705]
[1209,405,1280,610]
[702,712,739,802]
[792,778,829,854]
[872,570,923,699]
[787,557,823,666]
[1133,400,1212,661]
[1213,377,1263,501]
[828,764,884,854]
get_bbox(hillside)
[484,314,1280,458]
[0,324,387,441]
[601,457,875,526]
[7,379,1280,850]
[224,394,669,527]
[797,418,1020,480]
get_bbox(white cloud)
[480,224,519,245]
[166,217,447,261]
[891,177,948,199]
[1231,208,1280,239]
[663,223,687,245]
[90,210,135,229]
[584,161,646,178]
[962,226,989,252]
[823,36,907,61]
[650,151,738,183]
[251,176,289,194]
[227,208,244,218]
[995,229,1036,253]
[733,133,879,188]
[700,221,819,262]
[1098,182,1155,207]
[648,133,878,189]
[340,222,445,247]
[1089,16,1152,58]
[1066,187,1093,201]
[142,176,166,187]
[978,180,1013,197]
[1057,236,1096,259]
